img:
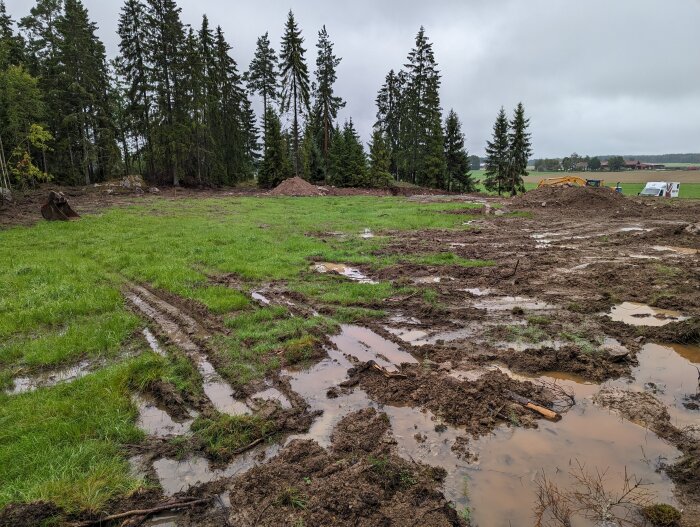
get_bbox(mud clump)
[354,367,554,434]
[488,344,627,382]
[221,408,465,527]
[0,501,64,527]
[269,177,326,197]
[511,185,636,211]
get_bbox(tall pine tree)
[483,107,509,195]
[444,109,474,192]
[313,25,344,177]
[368,128,392,188]
[506,102,531,195]
[279,10,310,178]
[145,0,185,185]
[375,69,401,179]
[246,32,277,141]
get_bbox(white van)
[639,182,680,198]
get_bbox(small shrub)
[276,487,308,509]
[642,504,681,526]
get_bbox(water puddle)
[386,326,473,347]
[248,387,292,409]
[388,314,421,325]
[143,328,167,357]
[154,442,282,496]
[619,226,653,233]
[494,339,567,352]
[604,343,700,428]
[133,394,193,437]
[251,291,271,305]
[360,228,374,239]
[461,287,491,296]
[607,302,687,326]
[7,359,94,395]
[331,325,419,372]
[311,262,377,284]
[475,296,555,311]
[142,513,179,527]
[652,246,699,256]
[413,276,443,284]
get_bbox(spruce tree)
[443,109,474,192]
[246,32,277,140]
[375,69,401,179]
[145,0,185,185]
[368,128,392,188]
[53,0,118,183]
[0,1,25,69]
[313,25,344,175]
[279,10,310,178]
[258,107,290,188]
[507,102,531,195]
[483,107,510,195]
[117,0,154,177]
[401,27,445,186]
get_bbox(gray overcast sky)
[6,0,700,157]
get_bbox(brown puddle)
[311,262,377,284]
[7,359,95,395]
[607,302,688,326]
[133,394,193,438]
[386,326,473,346]
[330,324,418,372]
[604,343,700,428]
[247,387,292,409]
[474,296,556,311]
[153,442,282,496]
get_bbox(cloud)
[6,0,700,156]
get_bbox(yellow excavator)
[537,176,605,188]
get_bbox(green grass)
[0,353,169,512]
[0,195,488,514]
[190,413,276,462]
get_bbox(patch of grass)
[368,455,416,490]
[0,354,169,512]
[505,325,548,343]
[561,331,600,355]
[219,307,336,387]
[0,310,139,372]
[191,413,275,462]
[330,306,386,323]
[642,503,681,526]
[275,487,308,509]
[186,286,249,314]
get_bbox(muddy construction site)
[1,185,699,527]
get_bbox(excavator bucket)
[41,191,80,221]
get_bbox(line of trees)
[482,104,532,196]
[533,154,626,172]
[0,1,521,194]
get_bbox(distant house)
[639,163,666,170]
[624,160,642,170]
[574,161,588,171]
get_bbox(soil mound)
[511,186,633,210]
[269,177,326,197]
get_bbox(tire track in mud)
[124,285,251,416]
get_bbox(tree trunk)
[293,81,299,177]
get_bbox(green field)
[0,196,489,513]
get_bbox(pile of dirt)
[269,177,327,197]
[209,408,466,527]
[511,186,636,211]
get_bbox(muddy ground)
[2,186,699,527]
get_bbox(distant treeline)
[593,154,700,164]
